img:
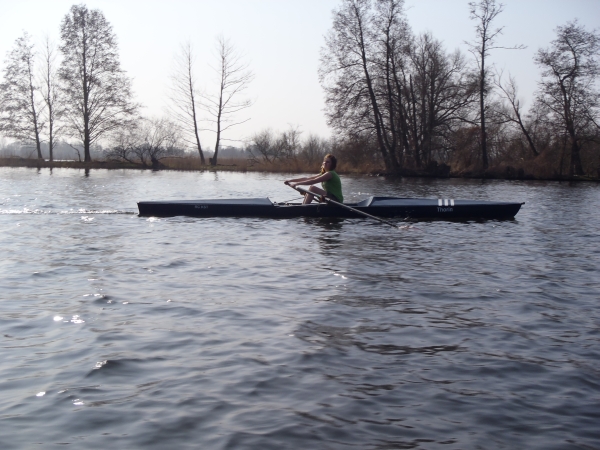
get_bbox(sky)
[0,0,599,150]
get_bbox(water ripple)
[0,168,599,449]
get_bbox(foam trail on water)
[0,209,136,215]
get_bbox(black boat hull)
[137,197,523,220]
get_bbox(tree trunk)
[519,122,538,158]
[84,120,91,162]
[353,3,397,172]
[211,92,224,166]
[30,94,42,160]
[27,60,43,160]
[82,30,92,163]
[189,75,205,165]
[48,111,54,162]
[391,63,410,169]
[479,63,488,169]
[381,23,400,171]
[569,136,584,177]
[193,123,205,165]
[409,75,422,168]
[35,131,42,160]
[560,81,584,177]
[513,108,538,158]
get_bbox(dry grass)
[161,156,385,174]
[0,157,141,170]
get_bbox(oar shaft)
[292,185,400,229]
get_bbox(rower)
[284,154,343,205]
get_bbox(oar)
[287,184,405,229]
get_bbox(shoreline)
[1,157,598,183]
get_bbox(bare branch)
[204,35,254,165]
[0,32,45,159]
[166,41,206,163]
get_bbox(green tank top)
[322,171,343,203]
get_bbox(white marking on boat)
[451,199,455,206]
[438,199,442,206]
[444,199,449,206]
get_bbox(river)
[0,167,599,449]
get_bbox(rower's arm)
[285,175,312,183]
[294,172,331,185]
[285,173,332,191]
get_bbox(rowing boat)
[137,196,523,220]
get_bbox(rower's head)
[321,154,337,172]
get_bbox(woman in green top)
[284,154,343,204]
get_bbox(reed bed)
[0,157,140,170]
[161,156,384,174]
[3,155,596,181]
[0,156,385,175]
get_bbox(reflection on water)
[0,167,599,449]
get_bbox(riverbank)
[1,156,598,182]
[0,156,380,174]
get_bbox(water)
[1,167,599,449]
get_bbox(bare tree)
[467,0,524,169]
[321,0,410,172]
[106,117,183,167]
[105,127,139,165]
[321,0,475,172]
[59,4,138,162]
[247,128,295,163]
[408,32,476,167]
[0,32,45,160]
[39,36,62,162]
[300,134,329,165]
[494,70,538,158]
[371,0,412,170]
[248,129,276,163]
[204,36,253,166]
[134,117,183,168]
[274,125,302,161]
[167,42,206,164]
[534,21,600,177]
[327,0,378,164]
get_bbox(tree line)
[317,0,600,179]
[1,1,599,179]
[0,4,253,167]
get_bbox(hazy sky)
[0,0,599,149]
